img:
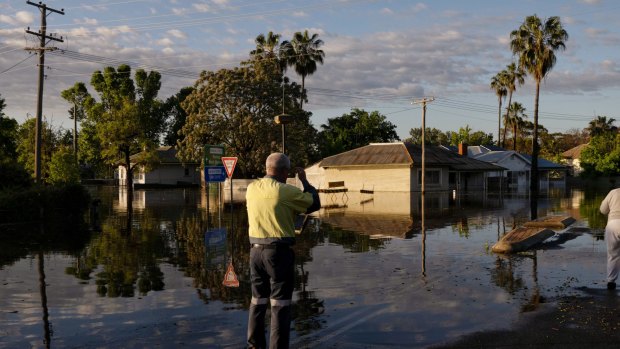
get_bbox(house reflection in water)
[318,190,510,239]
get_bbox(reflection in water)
[0,186,615,348]
[38,250,51,349]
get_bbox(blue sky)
[1,0,619,140]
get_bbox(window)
[418,169,441,185]
[184,168,190,176]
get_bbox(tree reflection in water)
[65,207,167,297]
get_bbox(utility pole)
[25,1,64,183]
[412,97,434,194]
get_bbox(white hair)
[266,153,290,171]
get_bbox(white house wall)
[323,166,411,192]
[143,165,200,185]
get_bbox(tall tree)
[510,15,568,198]
[587,115,617,138]
[61,82,93,161]
[250,31,286,73]
[318,108,399,158]
[177,63,315,177]
[506,102,527,151]
[502,62,526,145]
[88,65,164,191]
[282,30,325,109]
[490,72,507,147]
[0,94,19,161]
[163,87,194,146]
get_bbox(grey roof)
[319,143,505,172]
[474,150,567,170]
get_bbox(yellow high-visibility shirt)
[246,177,313,245]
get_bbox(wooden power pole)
[412,97,434,194]
[25,1,64,183]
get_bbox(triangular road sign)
[221,157,238,178]
[222,261,239,287]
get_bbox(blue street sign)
[205,166,227,182]
[205,228,227,268]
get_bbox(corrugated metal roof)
[319,142,505,171]
[319,143,412,167]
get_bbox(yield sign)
[221,157,238,178]
[222,261,239,287]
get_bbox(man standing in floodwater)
[600,187,620,291]
[246,153,320,349]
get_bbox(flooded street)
[0,186,611,348]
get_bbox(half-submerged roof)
[319,142,504,171]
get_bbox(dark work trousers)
[247,244,295,349]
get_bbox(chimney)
[458,143,468,157]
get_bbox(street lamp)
[274,113,292,154]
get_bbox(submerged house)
[118,146,201,187]
[306,142,505,192]
[448,145,568,192]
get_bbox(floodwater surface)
[0,186,611,348]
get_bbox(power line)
[0,53,34,75]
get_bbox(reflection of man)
[246,153,320,349]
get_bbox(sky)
[1,0,619,141]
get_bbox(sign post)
[221,157,238,205]
[204,145,225,227]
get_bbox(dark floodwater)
[0,186,612,348]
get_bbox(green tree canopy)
[450,125,494,146]
[48,146,81,185]
[317,108,399,158]
[177,62,316,177]
[0,94,19,161]
[587,115,617,138]
[163,87,194,146]
[405,127,450,146]
[85,65,165,186]
[580,133,620,176]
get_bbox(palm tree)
[61,82,92,161]
[502,62,526,146]
[490,72,507,147]
[506,102,527,151]
[281,30,325,109]
[250,31,285,73]
[587,115,617,138]
[510,15,568,197]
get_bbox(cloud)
[156,38,174,46]
[172,7,188,15]
[579,0,601,4]
[74,17,99,26]
[380,8,394,15]
[193,3,211,13]
[0,11,34,26]
[292,11,308,18]
[167,29,187,40]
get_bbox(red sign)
[221,157,238,178]
[222,261,239,287]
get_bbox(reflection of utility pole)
[25,1,64,183]
[412,97,434,194]
[412,97,433,276]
